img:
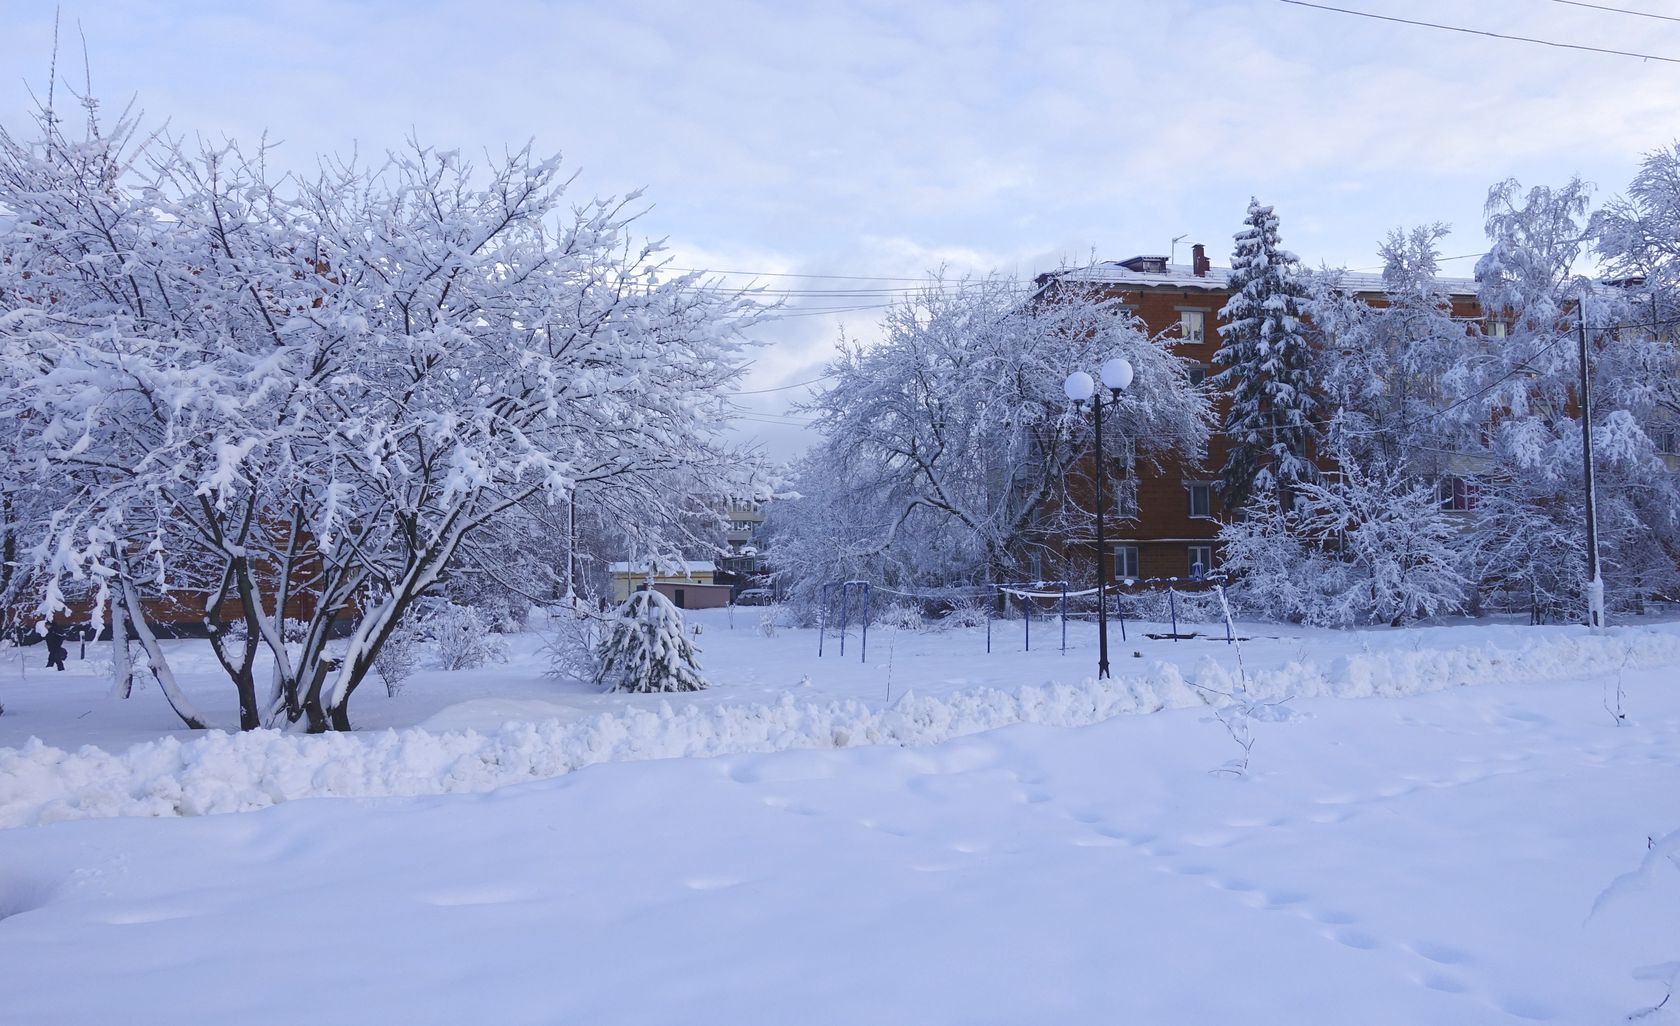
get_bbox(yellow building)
[608,561,718,604]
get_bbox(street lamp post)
[1064,357,1134,680]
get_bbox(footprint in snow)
[1409,940,1473,966]
[1418,971,1468,994]
[1496,996,1554,1021]
[1331,928,1381,950]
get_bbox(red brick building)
[1034,247,1481,583]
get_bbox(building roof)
[607,560,717,576]
[1037,259,1480,299]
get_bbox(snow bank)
[4,628,1676,828]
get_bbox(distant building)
[1032,246,1482,581]
[606,560,729,608]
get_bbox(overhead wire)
[728,375,833,395]
[1548,0,1680,25]
[1272,0,1680,64]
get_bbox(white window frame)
[1438,476,1477,513]
[1114,544,1140,581]
[1178,309,1206,344]
[1186,481,1214,519]
[1187,544,1214,577]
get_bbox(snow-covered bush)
[1220,461,1468,627]
[875,604,926,632]
[1116,588,1227,628]
[374,610,422,697]
[756,609,779,638]
[426,604,510,672]
[937,601,990,629]
[543,605,608,683]
[595,590,708,693]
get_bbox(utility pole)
[1578,291,1604,633]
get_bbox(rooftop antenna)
[1170,234,1189,265]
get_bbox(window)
[1187,545,1214,578]
[1187,482,1213,519]
[1114,544,1140,581]
[1111,479,1139,518]
[1484,318,1509,339]
[1188,363,1209,386]
[1179,309,1206,344]
[1109,437,1137,479]
[1655,425,1678,455]
[1438,477,1479,512]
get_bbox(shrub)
[426,602,510,672]
[374,609,422,696]
[875,603,925,631]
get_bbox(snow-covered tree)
[1214,199,1324,512]
[1220,454,1468,626]
[1593,143,1680,493]
[594,588,707,693]
[1471,177,1680,616]
[0,91,765,730]
[771,273,1210,613]
[1311,225,1482,472]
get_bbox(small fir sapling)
[594,589,709,693]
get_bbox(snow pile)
[3,628,1676,828]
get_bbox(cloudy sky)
[11,0,1680,457]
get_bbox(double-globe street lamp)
[1064,357,1134,680]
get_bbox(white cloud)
[12,0,1680,458]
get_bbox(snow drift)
[3,628,1675,828]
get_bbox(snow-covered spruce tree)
[772,273,1209,618]
[594,589,707,693]
[0,93,764,731]
[1214,199,1323,512]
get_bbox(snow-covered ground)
[3,611,1679,1023]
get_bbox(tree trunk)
[120,578,215,731]
[300,657,339,734]
[327,701,353,733]
[109,596,134,700]
[233,672,260,732]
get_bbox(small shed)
[608,560,718,603]
[643,581,734,610]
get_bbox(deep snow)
[2,611,1678,1024]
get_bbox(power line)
[667,267,946,283]
[1550,0,1680,25]
[1344,251,1485,272]
[757,303,896,319]
[1272,0,1680,64]
[728,374,833,395]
